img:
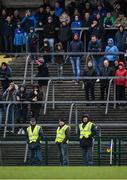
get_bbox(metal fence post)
[118,138,121,166]
[45,139,48,165]
[113,137,117,165]
[98,137,101,166]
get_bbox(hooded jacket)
[105,38,119,61]
[115,62,126,86]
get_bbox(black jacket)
[58,25,72,42]
[28,90,42,109]
[43,23,56,39]
[79,122,97,147]
[16,90,28,109]
[36,64,49,86]
[82,67,97,85]
[100,66,113,87]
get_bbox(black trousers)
[100,85,108,100]
[116,85,125,101]
[84,84,95,101]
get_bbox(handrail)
[69,103,78,133]
[44,79,51,115]
[24,143,28,163]
[23,54,30,85]
[105,79,113,114]
[3,104,14,138]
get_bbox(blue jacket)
[21,15,37,32]
[14,28,26,46]
[55,7,63,17]
[71,20,82,34]
[68,39,84,57]
[105,38,119,61]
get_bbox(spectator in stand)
[71,15,83,35]
[114,12,127,27]
[3,16,14,56]
[13,10,21,29]
[89,20,104,41]
[35,5,46,26]
[55,42,65,77]
[0,91,3,125]
[41,40,52,63]
[0,62,12,92]
[27,27,39,61]
[3,82,18,132]
[115,62,126,105]
[43,16,56,56]
[88,35,102,75]
[82,61,97,103]
[45,5,51,21]
[92,3,107,20]
[79,2,92,16]
[54,1,63,17]
[115,25,127,52]
[28,84,43,121]
[100,60,113,101]
[16,85,28,124]
[82,12,91,27]
[21,9,37,33]
[95,13,104,26]
[13,22,26,55]
[103,12,115,28]
[67,0,76,18]
[50,8,60,27]
[112,60,119,75]
[58,21,72,51]
[43,0,50,9]
[59,12,70,26]
[36,58,49,101]
[69,33,83,84]
[0,9,7,52]
[105,38,119,67]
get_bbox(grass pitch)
[0,166,127,179]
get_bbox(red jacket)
[115,62,127,86]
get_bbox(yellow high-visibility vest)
[55,124,70,144]
[79,122,93,139]
[27,125,42,143]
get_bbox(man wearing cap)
[26,118,44,165]
[79,115,97,166]
[55,118,70,166]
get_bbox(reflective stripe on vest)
[55,124,70,143]
[27,125,41,143]
[79,122,93,139]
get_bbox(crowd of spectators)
[0,0,127,129]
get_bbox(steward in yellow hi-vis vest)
[55,118,70,166]
[79,114,97,166]
[26,118,44,166]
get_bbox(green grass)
[0,166,127,179]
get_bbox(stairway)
[0,55,127,165]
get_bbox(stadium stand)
[0,0,127,166]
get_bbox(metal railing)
[23,54,30,85]
[3,103,15,138]
[69,103,78,134]
[105,79,113,114]
[44,80,55,115]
